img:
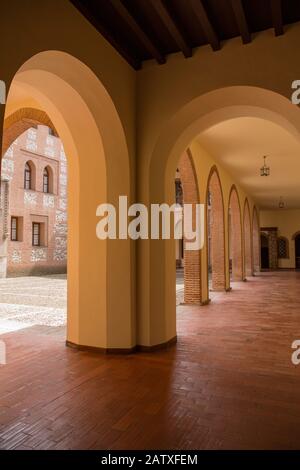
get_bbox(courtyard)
[0,272,187,337]
[0,275,67,335]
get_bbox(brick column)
[229,187,243,281]
[178,151,201,304]
[252,207,260,273]
[209,169,225,291]
[0,179,9,278]
[244,200,253,277]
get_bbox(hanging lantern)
[260,156,270,176]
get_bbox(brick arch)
[228,185,243,281]
[252,206,260,273]
[243,198,253,277]
[2,108,57,155]
[178,149,201,304]
[206,166,226,292]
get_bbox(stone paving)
[0,274,67,335]
[0,271,188,335]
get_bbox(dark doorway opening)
[295,235,300,269]
[260,234,269,269]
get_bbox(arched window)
[277,237,289,259]
[43,167,49,193]
[24,162,31,190]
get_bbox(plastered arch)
[2,51,134,351]
[138,86,300,347]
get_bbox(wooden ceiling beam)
[110,0,165,64]
[70,0,141,70]
[189,0,220,51]
[271,0,284,36]
[230,0,251,44]
[150,0,192,58]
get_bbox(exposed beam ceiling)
[231,0,251,44]
[189,0,220,51]
[271,0,284,36]
[110,0,166,65]
[70,0,300,69]
[150,0,192,58]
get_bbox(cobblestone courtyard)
[0,273,185,335]
[0,275,67,335]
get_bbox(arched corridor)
[2,1,300,452]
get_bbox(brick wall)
[1,125,67,276]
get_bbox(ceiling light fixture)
[260,155,270,176]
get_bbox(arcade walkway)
[0,271,300,449]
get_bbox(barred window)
[24,162,31,190]
[278,237,289,259]
[32,223,41,247]
[43,168,49,193]
[11,217,18,241]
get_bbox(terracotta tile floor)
[1,271,300,450]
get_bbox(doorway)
[295,235,300,269]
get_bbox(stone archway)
[228,185,243,282]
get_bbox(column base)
[66,335,177,354]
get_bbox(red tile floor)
[1,271,300,449]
